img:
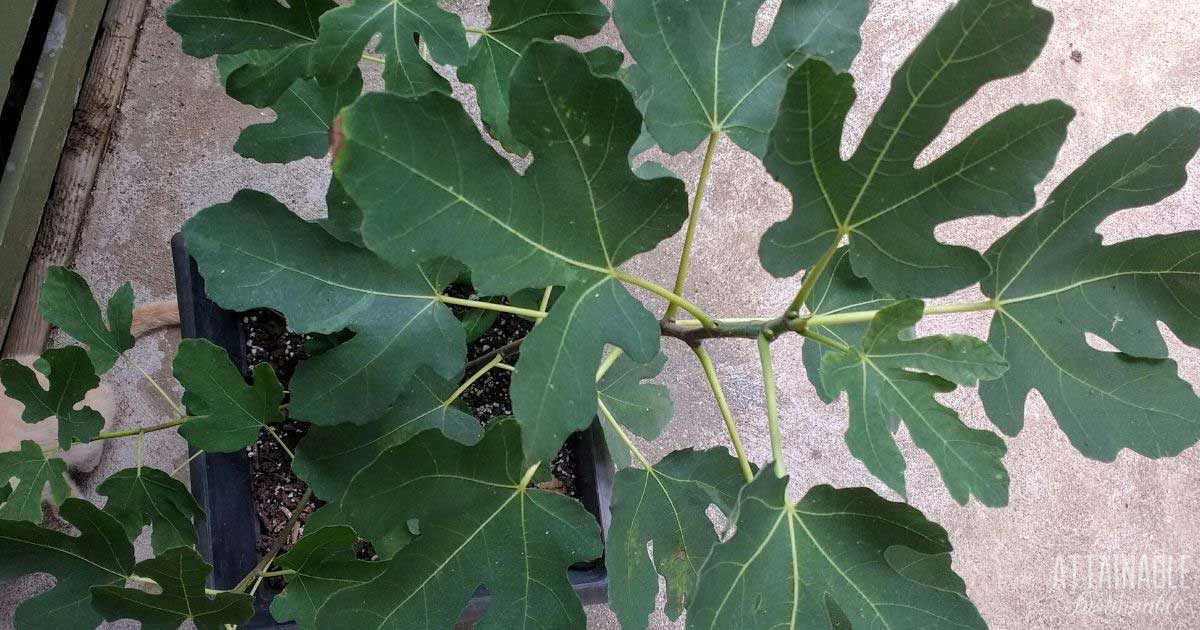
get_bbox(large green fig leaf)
[688,474,985,629]
[293,367,483,502]
[459,0,609,153]
[820,300,1010,506]
[317,420,602,629]
[612,0,868,156]
[269,525,385,628]
[760,0,1074,297]
[608,448,748,628]
[597,350,673,468]
[800,247,892,402]
[312,0,467,93]
[98,466,204,554]
[173,338,285,452]
[0,499,133,630]
[92,546,254,630]
[39,267,133,374]
[980,107,1200,460]
[166,0,336,107]
[0,441,70,522]
[337,42,687,463]
[183,189,466,425]
[217,52,363,164]
[0,347,105,447]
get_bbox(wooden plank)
[3,0,149,357]
[0,0,39,102]
[0,0,107,351]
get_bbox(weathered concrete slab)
[2,1,1197,628]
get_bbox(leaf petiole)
[692,345,753,482]
[123,354,184,416]
[439,295,547,319]
[756,336,786,478]
[614,271,714,328]
[800,298,998,328]
[447,352,507,405]
[665,132,721,321]
[598,398,654,470]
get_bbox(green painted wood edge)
[0,0,108,344]
[0,0,39,103]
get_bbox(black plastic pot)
[171,233,614,628]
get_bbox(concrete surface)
[3,0,1199,628]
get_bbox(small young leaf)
[0,499,134,630]
[0,347,105,447]
[173,339,285,452]
[92,546,254,630]
[597,350,673,468]
[458,0,609,153]
[183,190,466,425]
[98,467,205,554]
[269,525,385,628]
[166,0,336,107]
[0,441,71,522]
[311,0,468,92]
[612,0,868,156]
[608,448,748,628]
[317,420,602,629]
[337,42,687,464]
[218,53,363,164]
[760,0,1073,297]
[688,474,986,629]
[800,248,893,402]
[981,107,1200,460]
[820,300,1011,507]
[39,267,134,374]
[293,368,483,503]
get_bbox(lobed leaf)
[0,347,105,448]
[0,441,70,522]
[458,0,610,153]
[38,267,134,374]
[218,52,364,164]
[311,0,467,93]
[98,466,205,554]
[597,350,673,468]
[820,300,1011,506]
[269,525,385,628]
[166,0,336,107]
[336,42,688,463]
[612,0,868,156]
[317,420,602,629]
[293,367,483,503]
[0,499,134,630]
[183,189,466,425]
[980,107,1200,460]
[760,0,1073,297]
[173,338,285,452]
[688,473,986,629]
[608,448,748,628]
[92,546,254,630]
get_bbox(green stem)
[496,362,516,372]
[594,347,624,381]
[785,235,843,318]
[533,286,554,327]
[665,131,720,321]
[597,398,654,470]
[233,488,313,593]
[801,298,998,328]
[258,569,296,579]
[361,53,384,64]
[447,352,506,405]
[756,336,786,478]
[692,345,754,482]
[123,354,184,416]
[172,449,204,477]
[797,328,850,353]
[518,462,542,488]
[95,416,194,440]
[615,271,714,328]
[265,425,295,459]
[439,295,547,319]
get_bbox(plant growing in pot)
[2,0,1200,628]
